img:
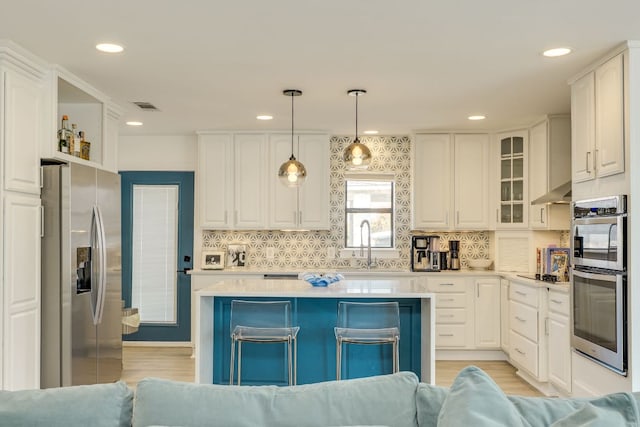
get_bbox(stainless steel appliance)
[41,163,122,387]
[570,195,627,375]
[449,240,460,270]
[411,235,440,272]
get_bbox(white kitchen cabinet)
[234,133,268,229]
[454,134,490,229]
[427,277,473,349]
[529,116,571,230]
[42,67,122,173]
[413,133,489,230]
[269,133,329,230]
[1,42,47,390]
[509,280,548,383]
[495,130,528,229]
[571,53,625,183]
[412,134,451,229]
[475,278,501,348]
[198,133,234,228]
[547,289,571,394]
[500,279,510,354]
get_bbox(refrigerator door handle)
[95,205,108,324]
[90,206,100,325]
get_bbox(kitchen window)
[344,175,395,249]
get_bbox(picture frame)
[227,244,247,268]
[202,250,225,270]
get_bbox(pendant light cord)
[290,93,295,159]
[355,93,359,141]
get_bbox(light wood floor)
[121,346,542,396]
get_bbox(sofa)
[1,366,638,426]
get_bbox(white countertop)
[189,268,499,277]
[195,278,435,298]
[502,272,570,293]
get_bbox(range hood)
[530,181,572,205]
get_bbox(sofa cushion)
[0,381,133,427]
[133,372,419,427]
[431,366,640,427]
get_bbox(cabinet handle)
[515,348,526,355]
[540,207,544,224]
[515,290,527,297]
[545,317,549,336]
[456,211,460,225]
[515,316,526,322]
[594,149,598,172]
[440,298,455,302]
[439,333,454,337]
[496,208,499,222]
[440,314,455,318]
[440,283,455,286]
[40,205,45,238]
[586,151,591,173]
[550,299,563,304]
[299,211,302,225]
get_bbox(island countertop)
[195,278,436,385]
[195,278,435,298]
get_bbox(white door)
[298,134,330,230]
[412,134,451,229]
[454,134,489,229]
[475,279,501,348]
[198,134,233,228]
[268,133,299,229]
[234,134,267,229]
[571,73,595,183]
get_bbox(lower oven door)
[571,268,626,375]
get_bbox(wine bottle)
[72,124,82,158]
[69,123,77,156]
[57,115,70,153]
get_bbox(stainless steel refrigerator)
[41,163,122,388]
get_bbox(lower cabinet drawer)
[509,330,538,377]
[435,324,467,348]
[436,308,466,324]
[435,293,467,308]
[509,300,538,342]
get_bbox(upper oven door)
[572,215,625,271]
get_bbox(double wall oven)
[571,195,627,375]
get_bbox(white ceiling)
[2,0,640,137]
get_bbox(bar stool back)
[229,300,300,385]
[334,301,400,380]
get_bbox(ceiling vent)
[132,101,160,111]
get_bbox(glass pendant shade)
[343,89,371,169]
[344,137,372,168]
[278,155,307,187]
[279,89,306,187]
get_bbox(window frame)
[344,173,395,250]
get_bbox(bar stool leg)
[229,336,235,385]
[393,339,399,373]
[336,338,342,381]
[293,336,298,385]
[237,341,242,386]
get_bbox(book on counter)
[536,246,570,281]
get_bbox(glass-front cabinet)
[496,130,528,228]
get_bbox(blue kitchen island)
[195,278,435,385]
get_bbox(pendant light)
[278,89,307,187]
[343,89,372,169]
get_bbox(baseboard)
[436,349,508,361]
[123,341,193,348]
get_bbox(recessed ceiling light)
[126,121,143,126]
[256,115,273,120]
[468,115,486,121]
[543,47,572,57]
[363,130,379,135]
[96,43,124,53]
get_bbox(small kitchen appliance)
[449,240,460,270]
[411,235,441,272]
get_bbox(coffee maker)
[449,240,460,270]
[411,235,441,272]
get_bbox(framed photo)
[227,244,247,268]
[202,250,225,270]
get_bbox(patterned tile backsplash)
[202,135,491,270]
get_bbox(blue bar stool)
[334,301,400,380]
[229,300,300,386]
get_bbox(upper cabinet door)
[297,134,329,230]
[268,133,299,229]
[495,131,528,229]
[198,133,234,229]
[234,133,268,229]
[454,134,490,229]
[412,134,451,229]
[595,53,625,178]
[3,69,44,195]
[529,121,548,229]
[571,72,596,183]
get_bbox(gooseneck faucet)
[360,219,376,269]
